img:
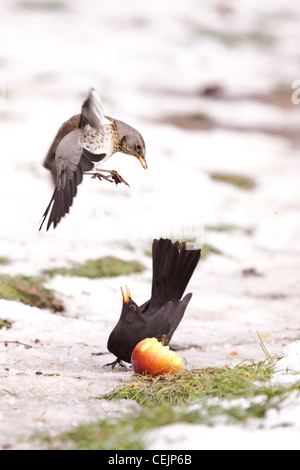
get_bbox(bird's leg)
[96,169,130,187]
[84,169,130,187]
[103,357,130,371]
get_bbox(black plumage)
[107,238,201,365]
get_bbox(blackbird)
[106,238,201,367]
[40,88,147,230]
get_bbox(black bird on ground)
[40,88,147,231]
[106,238,201,368]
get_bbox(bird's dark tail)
[149,238,201,311]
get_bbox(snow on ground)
[0,0,300,449]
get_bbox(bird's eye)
[136,144,142,151]
[130,304,136,310]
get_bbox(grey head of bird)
[114,119,147,170]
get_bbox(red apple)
[131,336,184,377]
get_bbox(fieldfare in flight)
[40,88,147,230]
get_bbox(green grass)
[191,25,274,47]
[0,256,145,312]
[0,318,12,329]
[0,274,64,312]
[201,243,223,259]
[101,363,275,406]
[209,172,256,190]
[42,256,145,279]
[206,224,254,236]
[15,0,68,11]
[52,403,215,450]
[43,358,300,450]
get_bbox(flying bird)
[106,238,201,368]
[40,88,147,230]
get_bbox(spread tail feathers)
[149,238,201,310]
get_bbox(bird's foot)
[103,357,130,371]
[86,169,130,187]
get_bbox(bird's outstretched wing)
[43,114,81,184]
[80,87,105,129]
[39,129,106,230]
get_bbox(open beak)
[121,285,131,304]
[138,155,148,170]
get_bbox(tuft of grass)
[15,1,68,11]
[206,224,254,236]
[257,331,275,364]
[53,414,146,450]
[53,403,216,450]
[0,275,64,312]
[201,243,223,259]
[161,113,214,130]
[0,318,12,329]
[209,172,256,190]
[191,25,274,47]
[100,363,275,407]
[43,257,145,279]
[0,257,10,265]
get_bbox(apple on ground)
[131,336,184,377]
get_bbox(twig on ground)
[0,340,33,349]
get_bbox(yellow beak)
[138,155,148,170]
[121,285,131,304]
